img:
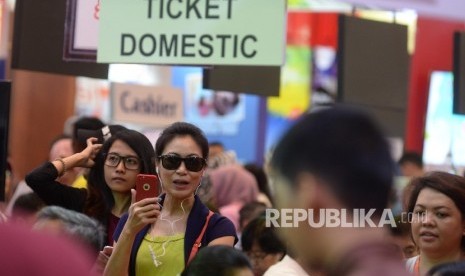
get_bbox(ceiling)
[336,0,465,22]
[7,0,465,22]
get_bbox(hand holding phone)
[92,246,113,274]
[135,174,159,202]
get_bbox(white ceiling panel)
[337,0,465,21]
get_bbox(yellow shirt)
[71,174,87,189]
[136,233,185,276]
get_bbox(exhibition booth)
[1,0,465,200]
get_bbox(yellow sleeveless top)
[136,233,185,276]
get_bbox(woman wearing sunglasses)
[104,122,237,276]
[26,127,156,247]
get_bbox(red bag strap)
[187,210,214,264]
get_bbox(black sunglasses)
[158,155,206,172]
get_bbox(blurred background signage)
[111,82,184,127]
[97,0,286,66]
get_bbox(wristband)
[55,158,67,177]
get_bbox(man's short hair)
[271,106,395,216]
[72,117,105,140]
[388,215,411,237]
[398,151,423,168]
[36,206,105,254]
[239,201,267,230]
[49,134,72,150]
[72,117,105,153]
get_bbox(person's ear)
[295,172,320,210]
[462,219,465,236]
[271,252,284,263]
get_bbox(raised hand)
[123,189,161,236]
[77,137,103,168]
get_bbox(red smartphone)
[135,174,159,202]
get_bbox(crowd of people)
[2,106,465,276]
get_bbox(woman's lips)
[419,230,438,242]
[173,180,190,189]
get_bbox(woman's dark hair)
[85,129,156,222]
[241,216,286,255]
[244,163,274,205]
[12,192,46,215]
[181,245,252,276]
[155,122,209,159]
[426,261,465,276]
[406,171,465,251]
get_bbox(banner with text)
[98,0,286,66]
[111,82,183,127]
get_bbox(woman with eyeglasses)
[104,122,237,276]
[241,216,287,276]
[25,127,156,248]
